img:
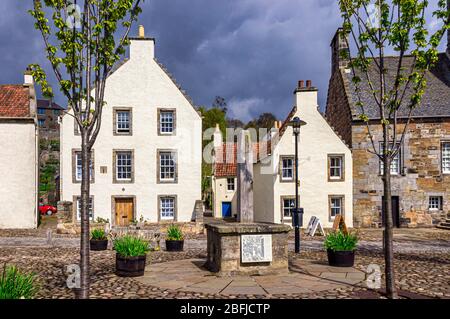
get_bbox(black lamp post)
[290,116,306,253]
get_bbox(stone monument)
[205,130,291,276]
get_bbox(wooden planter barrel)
[90,239,108,251]
[327,249,355,267]
[165,240,184,252]
[115,254,147,277]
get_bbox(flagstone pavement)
[135,258,366,296]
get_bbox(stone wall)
[352,120,450,228]
[205,223,290,276]
[325,69,353,147]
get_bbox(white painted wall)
[61,33,202,224]
[212,176,237,218]
[254,88,353,228]
[0,122,38,228]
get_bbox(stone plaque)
[241,234,272,263]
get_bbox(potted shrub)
[165,224,184,252]
[324,230,358,267]
[90,229,108,251]
[114,235,149,277]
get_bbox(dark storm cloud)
[0,1,446,122]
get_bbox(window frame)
[157,108,176,136]
[74,112,89,135]
[73,195,94,222]
[279,155,295,183]
[280,196,296,223]
[158,195,177,222]
[441,141,450,174]
[328,154,345,181]
[329,195,345,222]
[226,177,235,192]
[38,108,46,115]
[157,149,178,184]
[379,143,402,176]
[428,196,443,211]
[113,107,133,136]
[113,149,134,184]
[71,149,95,184]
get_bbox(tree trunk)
[79,131,91,299]
[382,131,398,299]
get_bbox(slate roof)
[345,53,450,120]
[37,99,64,110]
[0,85,30,117]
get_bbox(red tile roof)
[214,141,271,178]
[0,85,30,117]
[278,106,297,137]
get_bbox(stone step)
[436,224,450,230]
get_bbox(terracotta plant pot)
[90,239,108,251]
[165,240,184,252]
[327,249,355,267]
[115,254,147,277]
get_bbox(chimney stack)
[24,67,34,86]
[298,80,304,89]
[130,25,155,60]
[447,0,450,56]
[306,80,312,88]
[331,28,349,71]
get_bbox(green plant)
[113,236,149,257]
[324,231,358,252]
[166,225,184,241]
[91,229,107,241]
[0,265,39,299]
[95,217,109,224]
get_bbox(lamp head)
[291,116,306,134]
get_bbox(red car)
[39,205,57,216]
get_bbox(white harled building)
[212,81,353,228]
[60,26,202,226]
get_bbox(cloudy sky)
[0,1,446,122]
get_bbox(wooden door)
[115,198,134,226]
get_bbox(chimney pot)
[298,80,304,88]
[139,25,145,38]
[306,80,312,88]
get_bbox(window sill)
[328,177,344,182]
[113,179,134,184]
[280,178,295,183]
[158,179,178,184]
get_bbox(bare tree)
[29,0,143,299]
[338,0,450,298]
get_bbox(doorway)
[382,196,400,228]
[222,202,232,218]
[114,197,134,226]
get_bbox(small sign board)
[241,234,273,263]
[305,216,325,236]
[332,215,348,235]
